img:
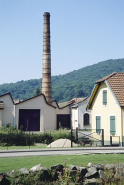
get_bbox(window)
[110,116,116,135]
[103,89,107,105]
[84,113,89,126]
[96,116,101,134]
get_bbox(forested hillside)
[0,58,124,103]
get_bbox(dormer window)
[103,89,107,105]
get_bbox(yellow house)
[86,72,124,146]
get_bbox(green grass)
[0,145,47,150]
[0,145,92,150]
[1,154,124,173]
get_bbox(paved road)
[0,147,124,158]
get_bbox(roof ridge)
[116,72,124,74]
[96,72,116,83]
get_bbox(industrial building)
[0,12,89,131]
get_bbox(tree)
[35,88,41,96]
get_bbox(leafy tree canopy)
[0,58,124,103]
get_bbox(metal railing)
[110,135,120,146]
[71,128,104,147]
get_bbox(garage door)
[57,114,70,129]
[19,109,40,131]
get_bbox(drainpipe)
[76,97,78,106]
[121,108,124,147]
[14,105,15,127]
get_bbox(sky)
[0,0,124,85]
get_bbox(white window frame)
[95,115,101,134]
[102,88,107,106]
[109,115,116,136]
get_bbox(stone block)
[98,170,106,181]
[79,167,87,176]
[29,164,44,172]
[95,164,104,171]
[68,165,78,170]
[85,167,98,178]
[50,164,64,171]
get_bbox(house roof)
[52,100,73,109]
[106,73,124,107]
[15,93,57,108]
[58,101,73,108]
[58,97,89,108]
[67,97,88,104]
[77,97,89,105]
[87,72,124,109]
[96,72,116,83]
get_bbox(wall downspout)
[14,105,15,127]
[122,108,124,147]
[70,108,72,129]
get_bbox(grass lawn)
[0,145,88,150]
[0,145,47,150]
[1,153,124,173]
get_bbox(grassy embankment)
[1,154,124,172]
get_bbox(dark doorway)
[57,114,70,129]
[19,109,40,131]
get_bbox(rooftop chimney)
[42,12,52,104]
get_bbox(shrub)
[49,129,71,141]
[0,124,17,133]
[0,127,71,146]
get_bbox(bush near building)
[0,125,71,146]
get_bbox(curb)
[0,146,124,153]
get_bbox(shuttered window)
[110,116,116,135]
[103,90,107,105]
[96,116,101,134]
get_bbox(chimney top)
[44,12,50,17]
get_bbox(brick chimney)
[42,12,52,104]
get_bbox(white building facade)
[70,97,91,130]
[0,92,71,132]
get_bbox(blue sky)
[0,0,124,84]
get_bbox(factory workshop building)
[0,12,72,131]
[0,92,71,131]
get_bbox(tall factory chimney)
[42,12,52,104]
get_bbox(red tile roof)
[58,97,89,108]
[96,72,116,83]
[67,97,89,104]
[96,72,124,107]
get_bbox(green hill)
[0,58,124,103]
